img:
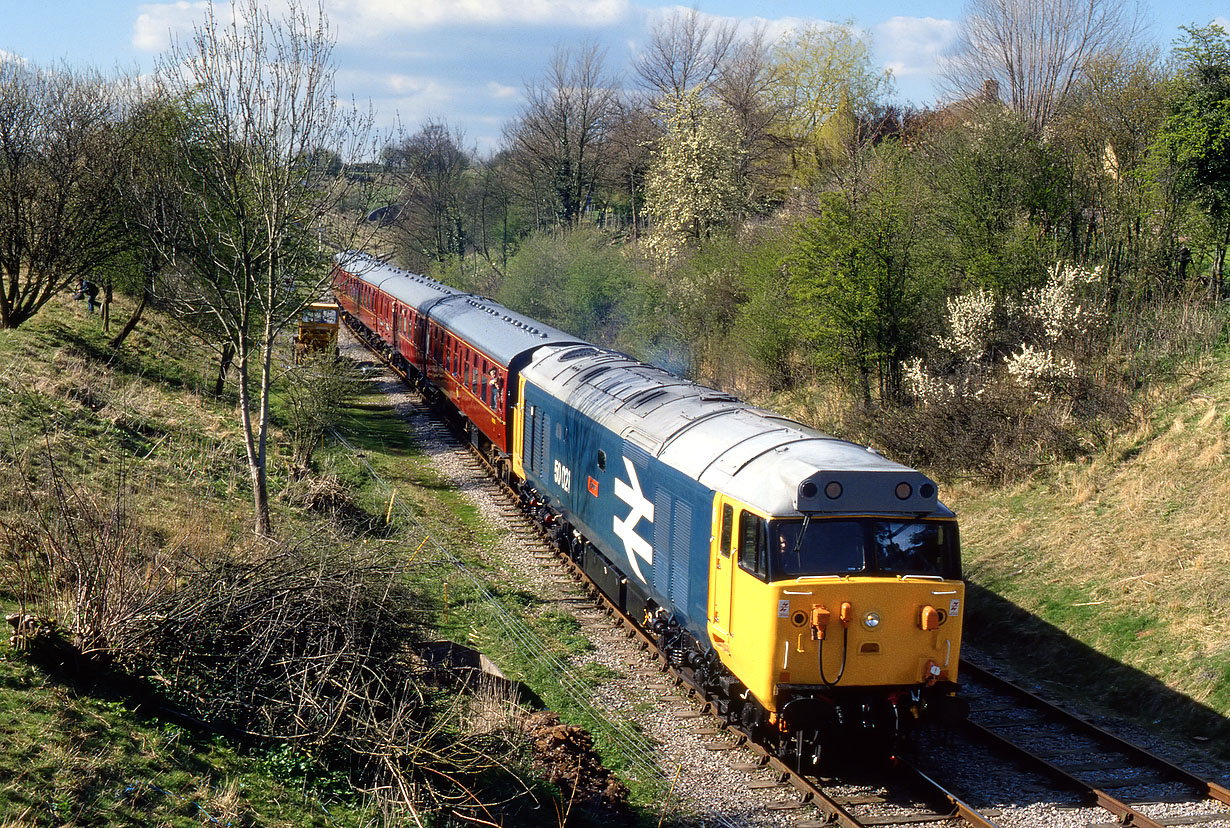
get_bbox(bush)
[496,227,648,347]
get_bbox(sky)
[2,0,1227,154]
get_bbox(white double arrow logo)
[612,456,654,582]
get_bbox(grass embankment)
[0,294,658,826]
[0,297,376,824]
[321,371,665,809]
[949,351,1230,756]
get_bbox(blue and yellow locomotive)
[333,252,965,766]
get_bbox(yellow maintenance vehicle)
[293,301,341,362]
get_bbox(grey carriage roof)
[523,344,953,519]
[336,252,581,365]
[336,251,463,308]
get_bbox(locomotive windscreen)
[771,518,960,580]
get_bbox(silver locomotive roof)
[335,252,582,365]
[523,343,950,519]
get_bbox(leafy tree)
[768,22,894,186]
[789,141,939,406]
[1154,24,1230,286]
[667,231,796,391]
[495,226,643,346]
[923,111,1066,295]
[0,60,127,329]
[1054,51,1170,295]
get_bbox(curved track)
[952,661,1230,828]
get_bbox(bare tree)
[506,42,616,228]
[0,60,127,329]
[151,0,374,536]
[604,93,658,237]
[943,0,1141,131]
[384,120,470,271]
[714,25,791,211]
[634,7,737,100]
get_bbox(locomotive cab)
[707,470,966,767]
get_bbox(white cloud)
[329,0,629,41]
[0,49,28,65]
[132,2,209,51]
[487,81,519,99]
[642,6,833,43]
[873,16,959,80]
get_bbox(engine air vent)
[559,347,600,362]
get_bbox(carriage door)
[710,498,736,637]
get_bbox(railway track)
[341,318,1229,828]
[947,661,1230,828]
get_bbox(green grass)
[326,391,671,811]
[0,649,363,826]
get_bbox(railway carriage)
[331,252,967,767]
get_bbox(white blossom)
[1018,261,1104,343]
[1004,343,1077,397]
[936,288,995,358]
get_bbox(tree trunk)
[107,285,150,350]
[214,343,235,397]
[236,338,272,538]
[101,280,113,332]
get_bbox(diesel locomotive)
[332,251,966,767]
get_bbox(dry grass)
[950,351,1230,725]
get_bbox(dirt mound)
[525,711,630,815]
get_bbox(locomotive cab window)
[769,518,960,580]
[720,504,734,557]
[737,511,769,580]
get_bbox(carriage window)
[597,449,606,471]
[738,511,768,580]
[720,504,734,557]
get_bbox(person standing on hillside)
[79,278,99,313]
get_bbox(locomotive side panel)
[517,377,713,640]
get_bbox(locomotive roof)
[335,252,582,365]
[523,344,952,520]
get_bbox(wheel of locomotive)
[788,728,824,774]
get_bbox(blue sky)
[2,1,1226,153]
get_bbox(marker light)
[825,481,843,499]
[863,611,881,629]
[895,482,913,500]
